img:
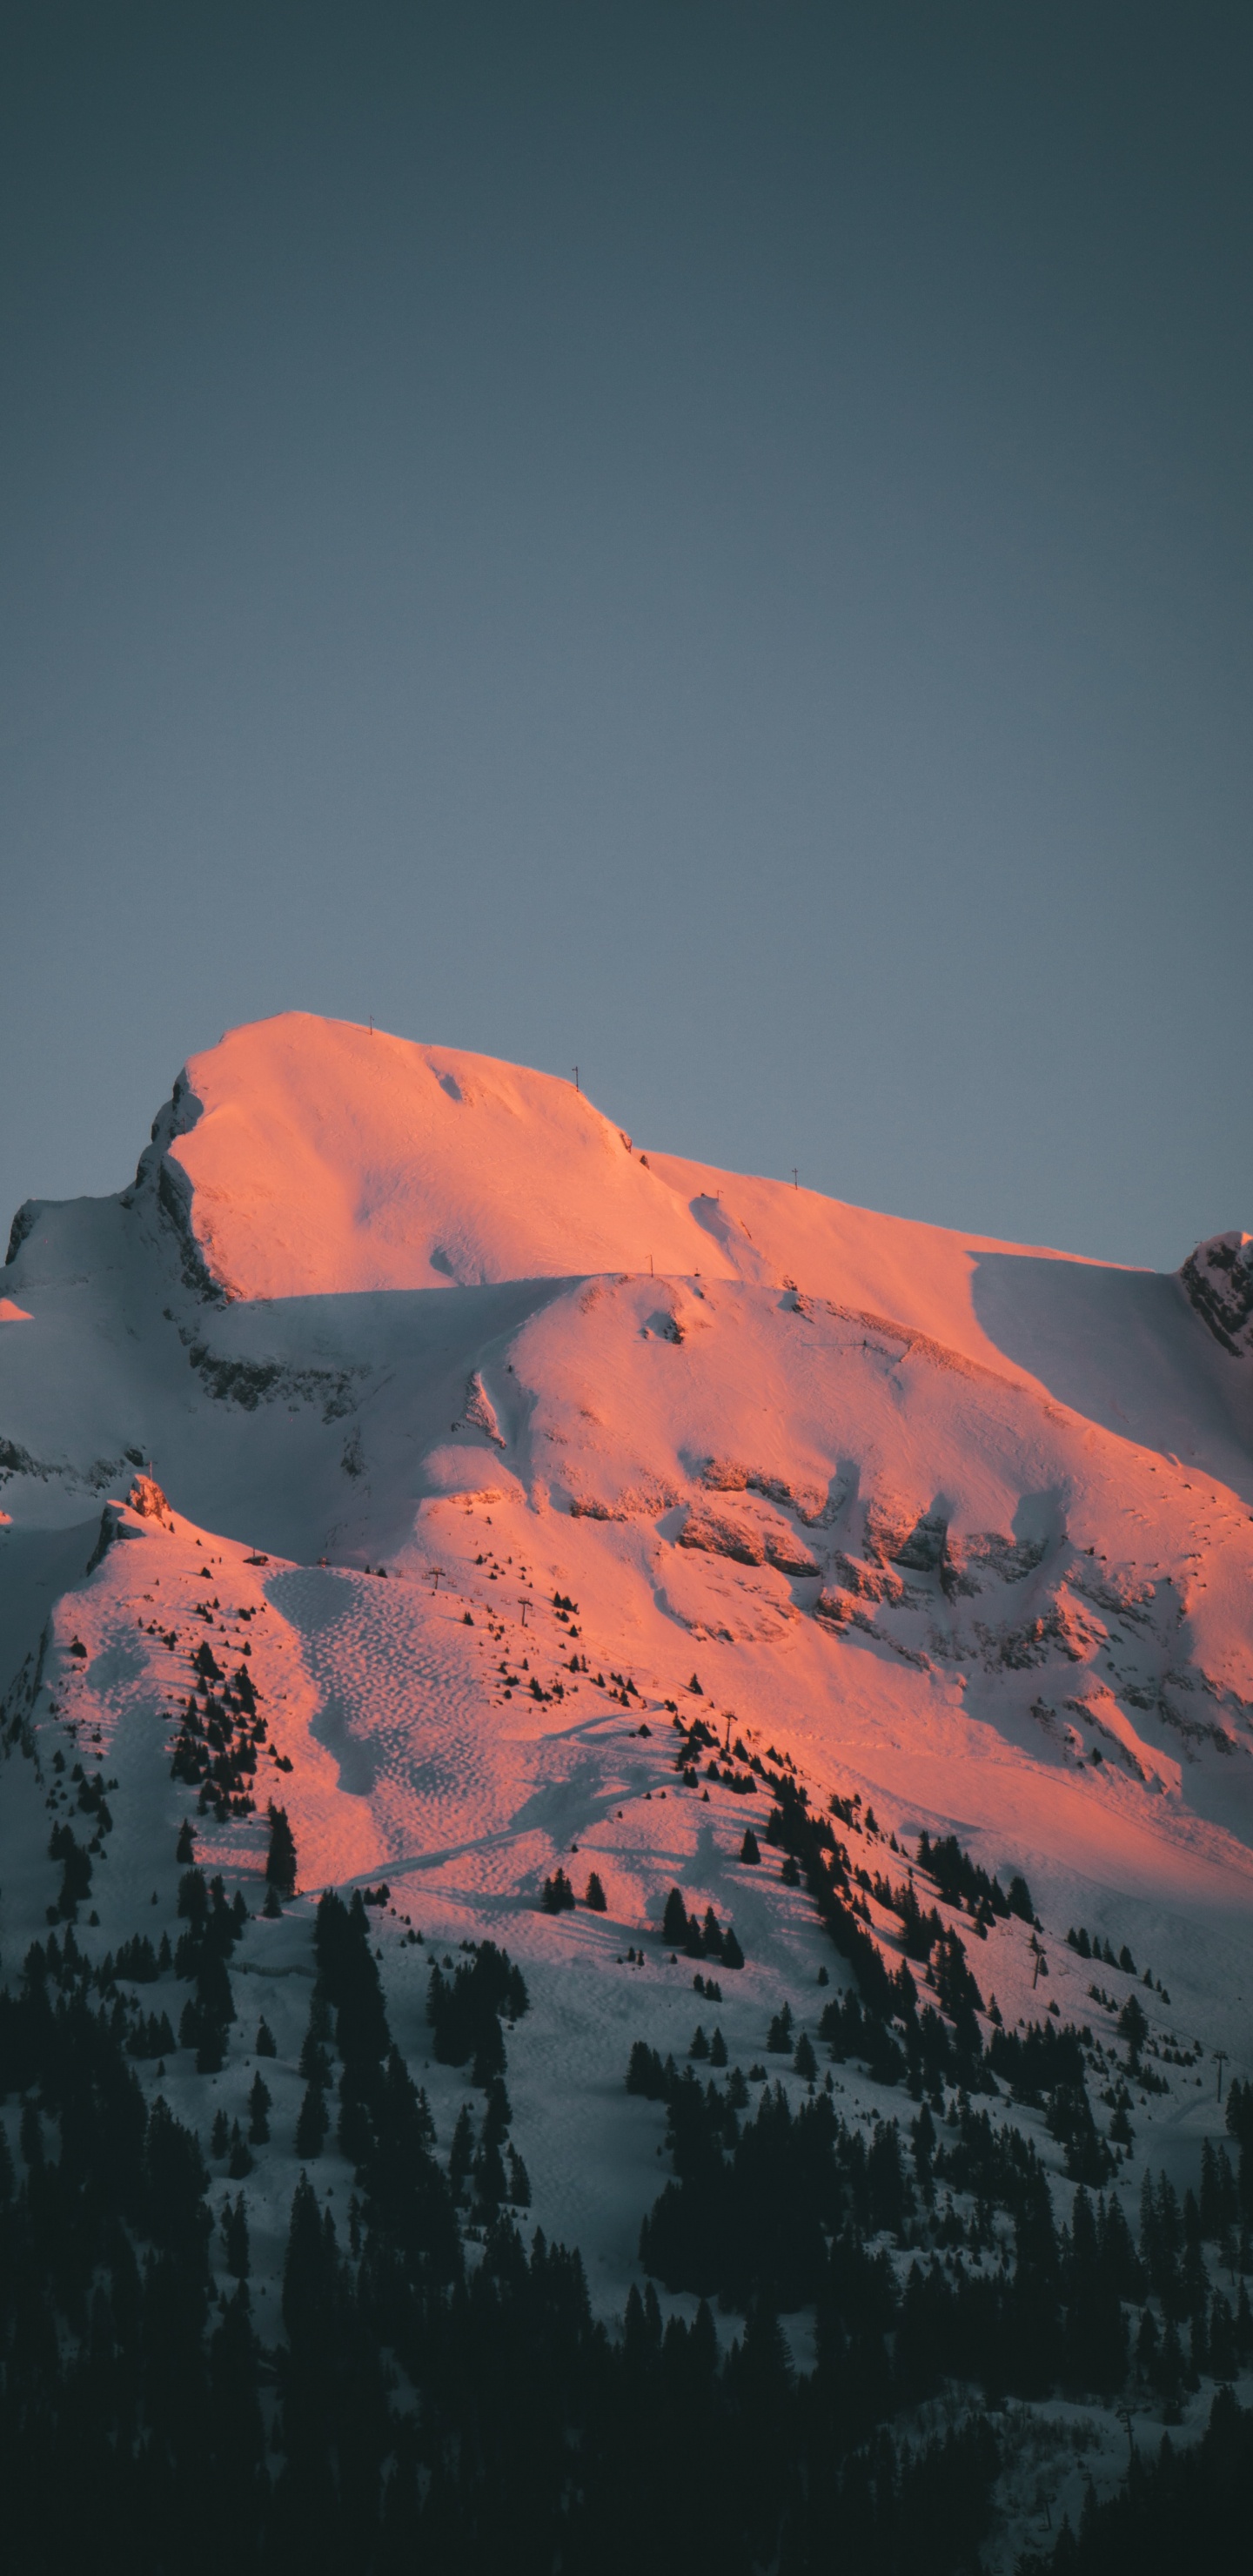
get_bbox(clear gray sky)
[3,3,1250,1270]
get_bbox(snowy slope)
[2,1009,1252,2417]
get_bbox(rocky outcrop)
[679,1507,765,1566]
[1180,1232,1253,1356]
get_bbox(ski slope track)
[2,1010,1252,2501]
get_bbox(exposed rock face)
[678,1506,765,1566]
[677,1500,819,1579]
[126,1474,170,1519]
[862,1494,949,1573]
[890,1511,949,1573]
[762,1529,820,1579]
[1180,1232,1253,1357]
[826,1552,906,1607]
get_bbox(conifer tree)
[584,1871,607,1911]
[228,2121,253,2180]
[222,2191,251,2279]
[449,2103,475,2203]
[472,2016,507,2088]
[740,1828,761,1864]
[662,1887,689,1944]
[472,2136,507,2211]
[295,2079,329,2159]
[265,1803,298,1901]
[482,2075,512,2149]
[248,2072,271,2144]
[1118,1992,1148,2069]
[256,2016,278,2057]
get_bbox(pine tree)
[507,2146,532,2207]
[482,2075,512,2148]
[472,2015,506,2088]
[248,2073,271,2144]
[256,2016,277,2057]
[794,2031,818,2081]
[295,2079,329,2159]
[176,1819,196,1863]
[299,2020,332,2087]
[662,1887,689,1945]
[449,2103,475,2203]
[740,1828,761,1864]
[222,2191,251,2279]
[472,2137,507,2211]
[265,1802,298,1900]
[722,1927,745,1969]
[584,1871,607,1911]
[709,2028,727,2069]
[1118,1992,1148,2067]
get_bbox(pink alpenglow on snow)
[1,1006,1251,2277]
[160,1012,724,1298]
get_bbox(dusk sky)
[3,1,1249,1271]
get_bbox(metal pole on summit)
[572,1067,579,1091]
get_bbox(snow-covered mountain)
[2,1010,1250,2560]
[4,1010,1251,1918]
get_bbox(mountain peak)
[136,1011,728,1300]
